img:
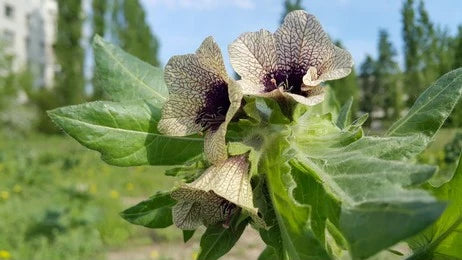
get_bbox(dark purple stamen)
[220,200,237,228]
[195,81,230,132]
[262,66,308,95]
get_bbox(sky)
[140,0,462,72]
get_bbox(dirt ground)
[107,227,265,260]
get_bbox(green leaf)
[259,226,285,260]
[261,133,332,260]
[308,86,340,118]
[289,113,444,259]
[164,154,208,183]
[387,69,462,140]
[336,97,353,129]
[48,100,203,166]
[197,217,249,260]
[183,230,195,243]
[120,192,176,228]
[408,153,462,260]
[93,35,168,103]
[258,246,280,260]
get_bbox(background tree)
[374,30,403,121]
[454,26,462,69]
[359,55,376,126]
[54,0,85,106]
[416,0,439,86]
[282,0,303,22]
[91,0,107,100]
[112,0,160,66]
[401,0,422,106]
[329,41,360,115]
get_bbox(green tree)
[401,0,422,106]
[446,26,462,127]
[91,0,108,100]
[55,0,85,105]
[374,30,403,121]
[453,26,462,69]
[416,0,439,85]
[359,55,376,126]
[0,40,16,110]
[329,41,360,115]
[112,0,160,66]
[281,0,303,22]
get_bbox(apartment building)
[0,0,57,87]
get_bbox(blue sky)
[140,0,462,72]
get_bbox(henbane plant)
[48,10,462,260]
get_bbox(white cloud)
[143,0,256,10]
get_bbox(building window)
[4,4,14,19]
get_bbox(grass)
[0,127,459,260]
[0,131,180,260]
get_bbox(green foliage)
[183,230,195,243]
[336,97,353,129]
[330,41,360,116]
[0,131,175,259]
[48,27,462,260]
[91,0,108,100]
[359,55,376,126]
[281,0,304,23]
[112,0,160,66]
[55,0,85,105]
[290,114,442,259]
[197,217,249,260]
[445,132,462,164]
[408,153,462,260]
[455,26,462,69]
[387,69,462,139]
[120,191,175,228]
[47,99,203,166]
[402,0,422,105]
[49,36,202,166]
[93,35,168,102]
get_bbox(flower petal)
[283,86,325,106]
[172,185,237,229]
[275,10,353,82]
[229,29,278,90]
[172,201,203,230]
[236,79,263,95]
[158,37,228,136]
[204,80,242,164]
[172,155,264,227]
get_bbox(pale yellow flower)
[158,37,242,164]
[229,10,353,106]
[171,155,263,230]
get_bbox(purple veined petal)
[171,155,265,229]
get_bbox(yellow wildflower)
[0,191,9,200]
[109,190,119,199]
[149,249,159,259]
[0,250,11,259]
[125,183,134,191]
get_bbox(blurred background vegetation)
[0,0,460,259]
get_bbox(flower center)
[263,66,306,95]
[195,81,231,132]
